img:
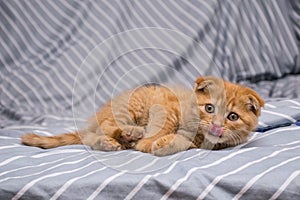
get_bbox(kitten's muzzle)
[209,124,223,137]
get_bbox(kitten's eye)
[205,104,215,113]
[227,112,239,121]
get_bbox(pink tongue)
[209,125,223,137]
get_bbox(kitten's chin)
[205,133,223,144]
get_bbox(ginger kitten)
[22,76,264,156]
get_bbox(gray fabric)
[1,114,300,200]
[240,75,300,99]
[1,1,300,199]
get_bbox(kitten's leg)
[92,97,146,144]
[88,119,143,150]
[94,120,145,143]
[135,105,179,153]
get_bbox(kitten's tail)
[21,132,82,149]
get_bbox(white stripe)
[258,121,268,127]
[160,148,256,200]
[244,126,300,145]
[92,150,133,158]
[31,114,85,122]
[12,160,99,200]
[32,130,53,136]
[270,170,300,200]
[0,152,86,178]
[50,166,107,200]
[274,140,300,147]
[243,132,260,143]
[0,136,20,140]
[233,156,300,200]
[0,155,94,184]
[289,106,300,110]
[262,110,297,123]
[0,144,23,150]
[135,157,160,172]
[265,103,277,108]
[111,154,144,168]
[124,174,152,200]
[87,170,127,200]
[198,145,300,199]
[32,149,86,158]
[284,100,300,106]
[0,156,25,167]
[3,125,48,130]
[124,151,207,200]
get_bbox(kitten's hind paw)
[91,135,123,151]
[121,125,145,142]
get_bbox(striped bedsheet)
[1,99,300,199]
[1,0,300,199]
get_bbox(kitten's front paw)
[135,138,153,153]
[121,126,145,142]
[91,135,123,151]
[135,135,176,155]
[152,134,192,156]
[152,134,175,152]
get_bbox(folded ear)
[194,76,218,92]
[247,89,265,116]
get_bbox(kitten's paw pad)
[152,134,175,151]
[92,136,122,151]
[121,126,145,141]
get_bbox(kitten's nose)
[209,124,223,137]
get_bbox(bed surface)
[1,1,300,199]
[1,99,300,199]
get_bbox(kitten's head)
[194,76,264,149]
